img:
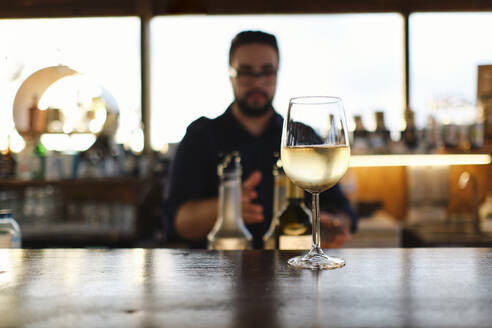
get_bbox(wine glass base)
[288,249,345,270]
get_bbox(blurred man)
[165,30,357,248]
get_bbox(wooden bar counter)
[1,248,491,327]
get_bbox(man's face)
[229,43,278,117]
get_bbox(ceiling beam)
[159,0,492,15]
[1,0,492,18]
[0,0,137,18]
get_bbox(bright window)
[151,14,404,148]
[410,13,492,127]
[0,17,141,150]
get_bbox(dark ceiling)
[1,0,491,18]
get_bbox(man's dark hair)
[229,30,279,65]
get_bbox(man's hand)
[320,212,351,248]
[242,170,264,224]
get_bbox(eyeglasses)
[229,67,277,86]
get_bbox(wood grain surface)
[0,248,491,328]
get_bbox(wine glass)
[281,96,350,270]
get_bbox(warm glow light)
[63,124,73,134]
[40,133,96,152]
[129,128,144,153]
[9,129,25,153]
[88,106,107,134]
[88,120,100,134]
[69,134,96,152]
[0,134,8,151]
[40,134,70,152]
[349,154,492,167]
[38,74,101,111]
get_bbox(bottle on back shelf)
[442,123,458,150]
[0,143,16,179]
[369,111,391,153]
[352,115,370,154]
[31,140,47,180]
[423,115,441,152]
[401,109,419,152]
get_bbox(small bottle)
[207,152,252,250]
[352,115,370,154]
[0,145,16,179]
[369,111,391,153]
[0,209,21,248]
[423,115,443,152]
[469,123,484,150]
[401,109,419,151]
[31,140,47,180]
[274,178,312,250]
[16,141,33,180]
[478,94,492,146]
[442,124,458,149]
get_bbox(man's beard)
[235,90,273,118]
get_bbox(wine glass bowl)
[281,96,350,270]
[281,144,350,193]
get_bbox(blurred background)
[0,0,491,248]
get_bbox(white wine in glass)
[281,96,350,269]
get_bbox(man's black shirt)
[165,106,357,248]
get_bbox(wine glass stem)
[312,192,321,251]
